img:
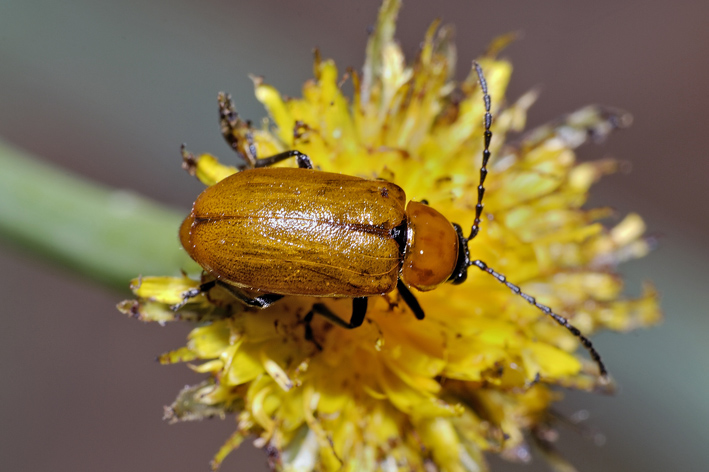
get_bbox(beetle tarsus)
[172,280,218,311]
[470,259,608,378]
[218,92,260,168]
[218,92,240,151]
[396,280,425,320]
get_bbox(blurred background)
[1,1,707,471]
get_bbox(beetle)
[178,63,607,377]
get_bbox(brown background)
[1,1,707,471]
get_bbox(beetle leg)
[175,280,284,310]
[302,299,366,351]
[218,92,313,170]
[396,280,425,320]
[253,150,314,169]
[218,93,240,152]
[218,92,258,168]
[306,297,368,332]
[171,280,218,311]
[350,297,368,327]
[214,281,284,308]
[302,310,323,351]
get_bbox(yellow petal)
[261,350,294,392]
[522,342,582,379]
[129,275,199,305]
[182,151,238,186]
[210,431,245,471]
[254,80,294,146]
[224,342,265,386]
[188,321,231,358]
[158,346,197,365]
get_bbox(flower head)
[118,0,660,470]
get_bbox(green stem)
[0,139,196,292]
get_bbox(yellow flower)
[118,0,660,470]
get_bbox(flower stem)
[0,139,196,292]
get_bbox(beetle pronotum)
[179,63,607,378]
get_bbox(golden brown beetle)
[179,64,607,376]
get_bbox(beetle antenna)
[468,61,492,242]
[470,259,608,378]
